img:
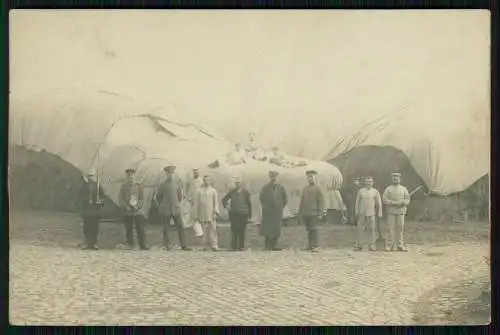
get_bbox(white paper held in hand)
[193,221,204,237]
[130,195,138,207]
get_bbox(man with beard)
[382,171,411,252]
[76,171,105,250]
[259,171,288,251]
[298,170,325,252]
[155,165,191,251]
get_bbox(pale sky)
[9,10,490,159]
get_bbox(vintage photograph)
[9,10,490,325]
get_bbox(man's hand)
[378,212,383,218]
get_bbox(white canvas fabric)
[9,88,343,220]
[324,102,490,196]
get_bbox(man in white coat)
[354,176,383,251]
[193,174,220,251]
[325,175,346,225]
[382,171,411,252]
[185,168,203,228]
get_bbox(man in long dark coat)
[259,171,288,251]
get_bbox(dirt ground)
[9,210,489,251]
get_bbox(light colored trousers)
[357,215,377,246]
[200,220,218,248]
[387,214,405,247]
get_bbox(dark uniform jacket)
[118,182,144,216]
[76,180,105,216]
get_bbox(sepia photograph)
[8,10,490,325]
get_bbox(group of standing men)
[352,173,411,252]
[77,164,411,253]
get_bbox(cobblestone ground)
[10,241,489,325]
[412,267,491,325]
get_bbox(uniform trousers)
[387,214,405,248]
[200,220,219,249]
[82,215,101,247]
[160,214,188,249]
[123,214,147,248]
[265,237,279,250]
[229,212,248,250]
[356,215,377,247]
[302,216,320,249]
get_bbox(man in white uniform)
[354,176,382,251]
[185,168,203,227]
[227,143,247,165]
[194,175,220,251]
[382,171,411,252]
[245,132,265,160]
[268,146,292,167]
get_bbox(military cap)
[306,170,318,176]
[163,165,176,171]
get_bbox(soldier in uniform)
[222,177,252,251]
[382,171,411,251]
[118,169,148,250]
[259,171,288,251]
[193,174,221,251]
[325,175,346,225]
[185,168,203,228]
[76,171,105,250]
[154,165,191,251]
[354,176,383,251]
[298,170,325,252]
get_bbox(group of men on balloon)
[77,161,411,253]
